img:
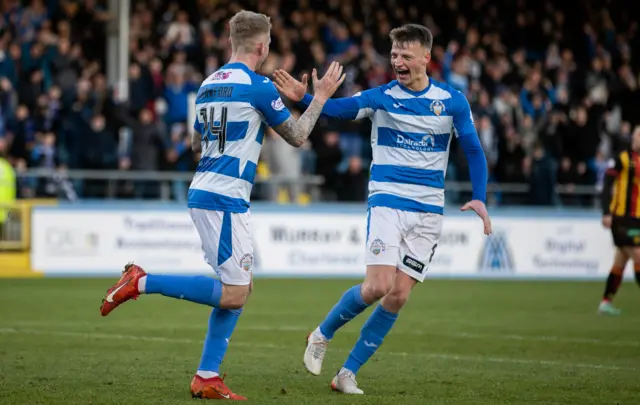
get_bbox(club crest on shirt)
[370,238,386,256]
[240,253,253,272]
[430,99,445,116]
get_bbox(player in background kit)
[599,125,640,316]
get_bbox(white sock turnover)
[196,370,219,379]
[137,276,147,294]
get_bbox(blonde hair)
[229,10,272,53]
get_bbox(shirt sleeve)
[298,87,380,120]
[451,90,488,203]
[253,79,292,127]
[451,90,477,138]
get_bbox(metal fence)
[14,168,326,201]
[12,168,601,207]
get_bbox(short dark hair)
[389,24,433,51]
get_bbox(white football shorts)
[365,206,442,282]
[188,208,253,286]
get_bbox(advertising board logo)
[45,227,99,255]
[477,231,514,273]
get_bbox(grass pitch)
[1,278,639,404]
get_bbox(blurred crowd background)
[0,0,638,206]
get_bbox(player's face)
[390,41,430,87]
[632,126,640,151]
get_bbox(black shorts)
[611,216,640,247]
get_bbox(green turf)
[1,278,639,404]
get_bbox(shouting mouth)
[395,69,410,79]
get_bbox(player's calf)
[130,274,251,310]
[338,271,415,382]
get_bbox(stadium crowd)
[0,0,638,206]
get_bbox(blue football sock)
[145,274,222,307]
[319,284,369,339]
[343,304,398,374]
[198,307,243,373]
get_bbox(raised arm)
[271,98,328,147]
[297,93,365,120]
[273,69,376,121]
[266,62,346,147]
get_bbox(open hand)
[461,200,492,235]
[273,70,308,102]
[311,61,346,102]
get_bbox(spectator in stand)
[0,0,637,208]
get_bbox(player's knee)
[221,294,247,309]
[361,279,392,303]
[220,284,251,309]
[382,288,410,312]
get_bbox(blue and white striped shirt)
[188,63,291,213]
[301,79,487,214]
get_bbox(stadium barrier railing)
[16,169,327,201]
[15,169,601,205]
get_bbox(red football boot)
[100,263,147,316]
[190,374,247,400]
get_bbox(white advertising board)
[441,217,620,277]
[31,211,209,274]
[251,213,367,276]
[30,209,370,276]
[31,208,629,279]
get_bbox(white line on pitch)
[0,327,632,371]
[5,320,639,348]
[237,325,640,347]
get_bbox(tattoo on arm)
[191,131,202,152]
[272,98,325,147]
